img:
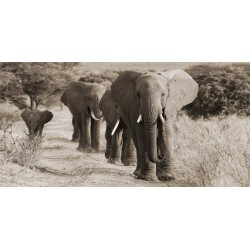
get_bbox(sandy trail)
[0,106,180,187]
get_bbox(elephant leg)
[128,127,141,177]
[91,118,102,152]
[120,114,140,176]
[105,125,112,159]
[122,128,136,166]
[74,114,84,149]
[133,152,141,177]
[135,124,157,181]
[121,131,127,164]
[108,127,122,164]
[72,116,80,142]
[156,120,175,181]
[91,118,95,148]
[78,113,91,152]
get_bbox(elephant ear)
[111,70,143,112]
[99,90,113,117]
[40,110,53,125]
[60,91,67,106]
[99,89,118,125]
[160,70,199,118]
[21,108,32,129]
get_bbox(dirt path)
[0,106,181,187]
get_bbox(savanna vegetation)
[0,63,249,186]
[185,64,250,118]
[0,62,79,110]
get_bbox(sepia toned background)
[1,0,250,250]
[0,62,249,187]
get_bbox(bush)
[185,65,250,118]
[79,70,119,84]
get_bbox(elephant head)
[111,70,198,164]
[83,83,106,120]
[99,89,122,134]
[21,108,53,138]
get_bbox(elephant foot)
[123,158,137,166]
[157,172,175,182]
[133,168,141,177]
[92,147,100,153]
[71,138,80,142]
[77,146,93,153]
[137,172,157,181]
[105,150,110,159]
[108,158,121,165]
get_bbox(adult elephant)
[21,108,53,139]
[111,70,198,181]
[62,81,106,152]
[99,89,136,166]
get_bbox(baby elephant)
[21,108,53,138]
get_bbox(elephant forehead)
[31,112,41,119]
[87,85,105,95]
[137,74,165,90]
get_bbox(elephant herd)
[21,70,199,182]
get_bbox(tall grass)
[173,114,250,186]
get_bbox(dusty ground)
[0,106,182,187]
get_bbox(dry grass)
[173,114,250,186]
[1,106,250,186]
[0,124,44,169]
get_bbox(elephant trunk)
[142,97,163,164]
[157,118,174,168]
[145,122,161,163]
[90,104,103,120]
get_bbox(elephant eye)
[162,93,165,96]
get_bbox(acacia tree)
[0,62,78,109]
[0,71,22,101]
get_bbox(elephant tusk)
[91,111,99,121]
[111,119,120,135]
[137,114,142,123]
[159,113,165,123]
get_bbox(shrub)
[0,117,15,152]
[0,130,44,168]
[185,65,250,118]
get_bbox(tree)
[79,71,119,83]
[0,71,22,102]
[0,62,79,109]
